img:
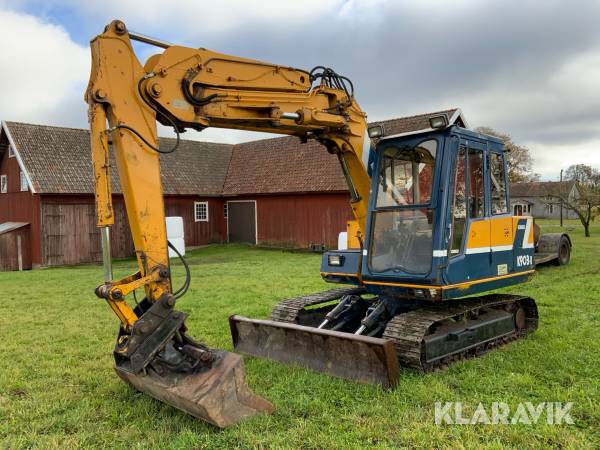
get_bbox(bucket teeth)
[116,350,273,428]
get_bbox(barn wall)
[228,193,353,249]
[32,190,350,266]
[39,194,224,266]
[164,196,226,246]
[0,146,42,266]
[0,225,32,271]
[40,195,134,266]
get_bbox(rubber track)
[382,294,538,372]
[269,290,537,373]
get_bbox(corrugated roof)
[3,122,232,195]
[2,108,464,196]
[510,181,575,198]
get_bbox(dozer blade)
[116,350,274,428]
[230,315,400,388]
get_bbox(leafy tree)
[553,164,600,237]
[475,127,540,182]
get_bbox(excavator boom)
[86,20,374,426]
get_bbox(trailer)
[533,222,571,266]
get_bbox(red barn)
[0,108,466,270]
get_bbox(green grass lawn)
[1,219,599,449]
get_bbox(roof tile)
[223,137,347,195]
[510,181,575,198]
[222,108,461,195]
[3,108,463,196]
[4,122,232,195]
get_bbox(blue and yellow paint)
[320,126,538,302]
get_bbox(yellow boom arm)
[86,20,370,328]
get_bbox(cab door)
[446,140,493,283]
[488,150,514,275]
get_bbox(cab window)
[450,147,467,255]
[369,139,437,275]
[376,139,437,207]
[468,149,485,218]
[489,152,508,214]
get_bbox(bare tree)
[552,164,600,237]
[475,127,540,182]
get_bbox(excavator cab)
[322,125,535,298]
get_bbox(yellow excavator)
[86,21,571,427]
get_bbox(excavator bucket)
[230,316,400,388]
[116,350,274,428]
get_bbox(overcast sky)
[1,0,599,179]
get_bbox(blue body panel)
[321,126,535,301]
[320,250,361,285]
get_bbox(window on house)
[223,203,228,219]
[194,201,209,222]
[20,171,28,191]
[0,174,6,193]
[549,204,554,214]
[8,146,15,158]
[527,204,531,213]
[489,152,507,214]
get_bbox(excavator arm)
[87,20,369,327]
[85,20,370,427]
